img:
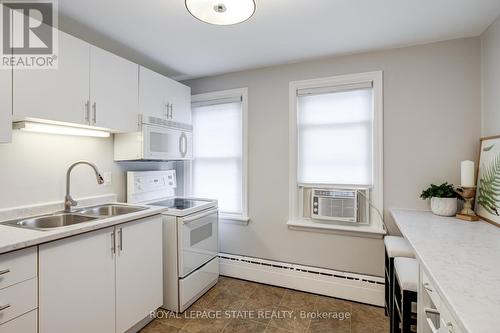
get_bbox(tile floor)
[141,276,389,333]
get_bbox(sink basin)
[75,204,147,217]
[0,204,148,231]
[1,213,99,231]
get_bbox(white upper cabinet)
[139,66,192,124]
[165,76,192,124]
[13,31,90,126]
[0,66,12,143]
[90,47,139,132]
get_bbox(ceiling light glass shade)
[185,0,255,26]
[14,121,110,138]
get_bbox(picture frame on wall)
[476,135,500,227]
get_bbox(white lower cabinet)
[115,217,163,333]
[39,226,116,333]
[418,267,463,333]
[39,216,163,333]
[0,247,38,332]
[0,310,37,333]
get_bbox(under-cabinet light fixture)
[13,121,111,138]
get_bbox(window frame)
[288,71,384,235]
[187,88,249,223]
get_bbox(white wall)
[482,15,500,136]
[0,131,177,209]
[184,38,482,276]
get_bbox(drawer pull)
[0,269,10,276]
[0,304,10,311]
[423,282,433,292]
[424,308,440,333]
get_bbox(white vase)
[430,197,457,217]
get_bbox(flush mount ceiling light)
[185,0,256,26]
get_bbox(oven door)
[143,125,192,160]
[178,208,218,278]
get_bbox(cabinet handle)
[170,104,173,119]
[164,103,169,119]
[111,230,116,254]
[118,228,123,252]
[0,304,10,311]
[92,102,97,124]
[424,308,440,333]
[423,282,433,293]
[0,269,10,276]
[85,100,90,123]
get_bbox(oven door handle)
[182,208,218,224]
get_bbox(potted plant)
[420,183,459,216]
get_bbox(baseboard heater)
[219,253,384,307]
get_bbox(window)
[288,72,384,234]
[189,88,248,221]
[297,83,373,186]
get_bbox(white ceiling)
[58,0,500,80]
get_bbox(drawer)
[0,309,37,333]
[179,257,219,312]
[0,278,37,325]
[421,270,441,309]
[0,247,37,290]
[438,301,463,333]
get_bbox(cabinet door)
[39,227,116,333]
[164,77,192,125]
[90,46,139,132]
[116,216,163,332]
[13,30,90,125]
[0,66,11,143]
[139,66,169,119]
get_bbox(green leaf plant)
[477,154,500,216]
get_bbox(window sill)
[286,219,386,239]
[219,213,250,225]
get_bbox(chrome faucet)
[65,161,105,212]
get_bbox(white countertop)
[391,209,500,333]
[0,195,166,255]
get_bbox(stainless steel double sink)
[0,204,148,231]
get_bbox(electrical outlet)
[103,172,112,187]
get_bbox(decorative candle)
[461,160,475,187]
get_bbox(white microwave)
[311,189,359,223]
[114,116,193,161]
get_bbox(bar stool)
[392,257,418,333]
[384,236,415,317]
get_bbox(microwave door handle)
[180,133,187,157]
[183,133,188,156]
[178,134,183,157]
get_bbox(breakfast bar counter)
[391,209,500,333]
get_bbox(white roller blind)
[192,100,243,214]
[297,87,374,186]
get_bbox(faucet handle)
[65,195,77,211]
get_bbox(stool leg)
[402,290,412,333]
[391,276,399,333]
[389,257,394,316]
[385,250,390,316]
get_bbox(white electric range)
[127,170,219,313]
